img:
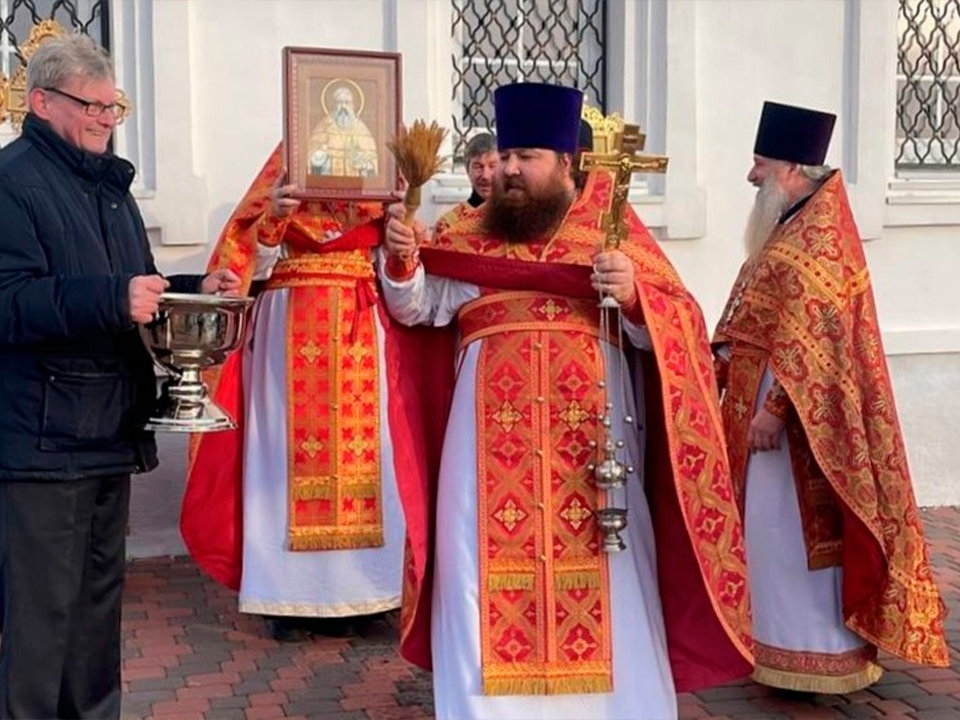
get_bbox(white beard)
[334,109,356,129]
[744,177,792,259]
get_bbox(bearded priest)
[379,82,754,720]
[714,101,948,693]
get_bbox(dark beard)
[482,182,573,243]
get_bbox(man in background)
[434,132,497,234]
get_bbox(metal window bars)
[451,0,606,160]
[896,0,960,168]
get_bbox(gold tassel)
[289,531,384,551]
[752,662,883,694]
[290,484,334,501]
[806,550,843,570]
[488,573,534,591]
[554,571,602,590]
[341,483,381,499]
[483,674,613,696]
[291,482,380,502]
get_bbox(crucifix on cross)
[579,124,669,250]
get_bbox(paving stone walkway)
[120,507,960,720]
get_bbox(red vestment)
[181,147,434,601]
[395,170,755,693]
[715,171,948,670]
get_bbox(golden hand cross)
[579,124,668,249]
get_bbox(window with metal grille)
[451,0,606,159]
[896,0,960,169]
[1,0,110,97]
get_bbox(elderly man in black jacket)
[0,34,239,720]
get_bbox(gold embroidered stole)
[460,291,614,695]
[266,249,383,551]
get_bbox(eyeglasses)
[43,87,126,121]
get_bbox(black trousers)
[0,474,130,720]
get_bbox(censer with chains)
[580,123,668,551]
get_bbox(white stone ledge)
[882,327,960,356]
[885,177,960,227]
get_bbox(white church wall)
[683,0,960,506]
[126,0,959,505]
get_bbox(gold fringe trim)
[289,531,384,551]
[554,571,602,590]
[807,554,842,571]
[483,674,613,696]
[752,661,883,694]
[240,595,400,618]
[290,481,380,501]
[806,541,842,571]
[340,483,382,498]
[291,485,333,501]
[488,573,534,591]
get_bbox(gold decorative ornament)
[0,73,8,125]
[581,103,625,155]
[19,19,69,61]
[2,65,27,131]
[113,88,132,124]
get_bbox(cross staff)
[579,123,668,249]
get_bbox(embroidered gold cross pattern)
[539,298,565,321]
[493,499,527,532]
[733,397,750,420]
[345,435,371,456]
[492,401,525,433]
[774,345,803,377]
[559,497,592,531]
[299,340,322,363]
[346,343,369,363]
[559,400,591,431]
[301,435,325,458]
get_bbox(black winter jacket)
[0,114,201,480]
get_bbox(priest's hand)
[592,251,637,306]
[270,174,301,219]
[385,202,427,259]
[201,268,242,296]
[748,407,785,453]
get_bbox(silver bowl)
[139,292,254,433]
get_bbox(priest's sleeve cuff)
[621,293,644,326]
[763,379,791,419]
[385,252,420,281]
[257,213,290,248]
[714,353,730,393]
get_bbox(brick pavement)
[120,507,960,720]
